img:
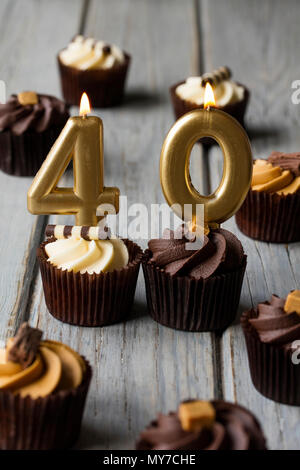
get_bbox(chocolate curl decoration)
[7,322,42,369]
[45,224,111,241]
[201,66,232,87]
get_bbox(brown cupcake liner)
[57,54,131,108]
[38,238,142,327]
[0,358,92,449]
[142,252,247,332]
[235,189,300,243]
[0,125,68,177]
[170,81,249,145]
[241,310,300,405]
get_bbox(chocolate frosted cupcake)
[170,66,249,130]
[58,35,130,107]
[142,226,246,332]
[0,92,69,176]
[136,399,267,450]
[38,224,142,327]
[0,322,91,449]
[236,153,300,242]
[241,291,300,405]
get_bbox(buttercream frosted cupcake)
[38,225,142,326]
[0,322,91,449]
[136,399,267,450]
[241,291,300,405]
[0,92,69,176]
[170,66,249,129]
[142,226,246,332]
[236,153,300,242]
[58,35,130,107]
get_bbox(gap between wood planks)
[194,0,224,400]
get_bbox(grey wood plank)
[0,0,84,345]
[200,0,300,128]
[199,0,300,449]
[28,0,217,450]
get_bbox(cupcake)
[241,290,300,405]
[38,224,142,327]
[0,92,69,176]
[170,66,249,129]
[57,35,130,107]
[142,226,246,332]
[136,399,267,450]
[236,152,300,242]
[0,322,91,449]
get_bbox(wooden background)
[0,0,299,449]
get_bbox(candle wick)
[82,113,87,119]
[206,106,211,112]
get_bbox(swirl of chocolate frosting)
[268,151,300,177]
[249,294,300,348]
[0,94,69,135]
[148,227,244,280]
[136,400,266,450]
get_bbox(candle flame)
[79,92,91,116]
[204,83,216,109]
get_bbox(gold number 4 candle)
[28,93,119,226]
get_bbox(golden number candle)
[160,83,252,229]
[28,93,119,226]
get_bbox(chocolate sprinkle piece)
[64,225,73,238]
[7,322,42,369]
[102,45,111,55]
[45,224,55,238]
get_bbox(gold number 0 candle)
[28,93,119,226]
[160,84,252,229]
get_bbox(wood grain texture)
[198,0,300,449]
[28,0,216,450]
[0,0,299,451]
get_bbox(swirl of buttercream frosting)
[136,400,266,450]
[59,35,125,70]
[148,227,244,280]
[0,339,84,398]
[45,236,129,274]
[175,76,244,107]
[0,94,69,136]
[249,294,300,349]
